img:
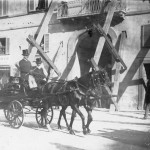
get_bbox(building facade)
[0,0,150,110]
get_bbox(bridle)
[73,71,102,99]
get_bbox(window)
[0,38,9,55]
[8,0,27,16]
[29,0,48,12]
[0,0,8,17]
[43,34,50,53]
[142,24,150,48]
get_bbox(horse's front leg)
[84,106,93,134]
[69,109,76,129]
[72,105,87,135]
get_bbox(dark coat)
[32,67,46,86]
[19,59,32,81]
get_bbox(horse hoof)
[58,125,61,129]
[69,130,75,135]
[87,129,91,134]
[83,130,87,135]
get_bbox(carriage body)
[0,76,53,129]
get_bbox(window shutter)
[44,34,50,53]
[0,0,8,16]
[5,38,9,55]
[29,0,34,11]
[29,0,38,12]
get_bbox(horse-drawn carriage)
[0,76,53,129]
[0,67,118,135]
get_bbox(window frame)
[0,38,10,55]
[28,0,49,13]
[0,0,8,17]
[141,24,150,48]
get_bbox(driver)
[15,49,37,90]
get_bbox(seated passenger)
[32,57,48,90]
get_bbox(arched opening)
[76,29,113,80]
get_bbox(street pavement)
[0,107,149,150]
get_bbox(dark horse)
[43,67,118,134]
[57,67,119,135]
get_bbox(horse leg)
[57,106,75,134]
[103,85,119,111]
[84,106,93,133]
[57,106,65,129]
[71,105,87,135]
[42,99,52,132]
[69,109,76,129]
[111,97,119,111]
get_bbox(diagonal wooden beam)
[90,58,99,71]
[59,29,87,80]
[112,31,127,109]
[94,23,127,70]
[27,35,61,76]
[94,0,117,64]
[28,0,58,62]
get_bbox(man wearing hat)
[32,57,48,87]
[15,49,37,89]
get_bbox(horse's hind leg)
[57,106,66,129]
[42,99,52,132]
[57,106,75,134]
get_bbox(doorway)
[138,61,150,109]
[77,29,112,80]
[76,29,113,108]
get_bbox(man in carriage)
[31,57,48,91]
[15,49,37,90]
[15,49,48,94]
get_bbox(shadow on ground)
[91,128,150,149]
[50,143,84,150]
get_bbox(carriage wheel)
[7,100,24,129]
[35,104,53,127]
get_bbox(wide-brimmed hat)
[36,57,42,64]
[22,49,29,56]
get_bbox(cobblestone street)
[0,107,149,150]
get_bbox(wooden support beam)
[59,29,86,80]
[28,0,57,62]
[90,58,99,71]
[112,31,127,108]
[94,23,127,70]
[94,0,117,64]
[27,35,61,76]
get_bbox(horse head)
[91,68,111,87]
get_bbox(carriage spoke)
[7,100,24,129]
[36,105,53,127]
